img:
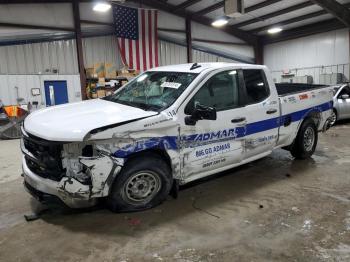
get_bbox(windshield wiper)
[113,100,161,111]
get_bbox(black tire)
[290,118,318,159]
[329,109,337,126]
[107,153,173,212]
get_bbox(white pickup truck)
[21,63,333,211]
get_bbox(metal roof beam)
[262,18,345,44]
[0,0,82,3]
[130,0,257,44]
[310,0,350,27]
[250,3,350,34]
[245,0,282,13]
[173,0,202,12]
[235,1,314,28]
[194,1,223,16]
[249,10,327,34]
[0,0,106,3]
[0,22,74,31]
[194,0,282,16]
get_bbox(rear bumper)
[22,155,97,208]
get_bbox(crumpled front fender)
[79,155,124,197]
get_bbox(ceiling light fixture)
[93,2,112,12]
[212,16,229,27]
[267,27,283,34]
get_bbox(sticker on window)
[161,82,182,89]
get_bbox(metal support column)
[254,39,264,65]
[72,0,86,100]
[186,17,192,63]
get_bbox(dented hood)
[24,99,157,142]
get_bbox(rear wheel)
[290,118,318,159]
[107,154,173,212]
[329,109,337,126]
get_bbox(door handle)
[266,109,277,114]
[231,117,246,123]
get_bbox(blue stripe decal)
[113,101,332,158]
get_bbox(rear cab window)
[241,69,270,105]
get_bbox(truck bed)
[276,83,328,97]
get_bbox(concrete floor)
[1,122,350,262]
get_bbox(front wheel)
[290,118,318,159]
[107,154,173,212]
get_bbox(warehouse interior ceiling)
[0,0,349,46]
[145,0,350,44]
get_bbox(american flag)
[113,5,159,71]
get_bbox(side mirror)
[185,104,217,126]
[341,94,349,99]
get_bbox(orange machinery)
[3,105,27,118]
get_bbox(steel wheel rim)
[329,111,336,126]
[303,127,315,152]
[123,171,161,205]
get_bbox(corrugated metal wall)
[159,40,187,65]
[0,36,123,75]
[192,49,238,63]
[0,36,242,106]
[0,36,240,75]
[83,35,122,69]
[0,39,78,74]
[159,40,238,65]
[264,29,350,84]
[0,74,81,106]
[269,64,350,84]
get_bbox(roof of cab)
[148,62,267,74]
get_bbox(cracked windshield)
[104,71,198,111]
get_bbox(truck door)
[178,69,246,181]
[239,68,279,159]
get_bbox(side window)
[338,86,350,98]
[242,69,269,104]
[185,70,240,114]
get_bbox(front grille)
[23,132,65,181]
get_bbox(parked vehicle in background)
[21,63,334,212]
[330,83,350,125]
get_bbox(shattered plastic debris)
[315,243,350,261]
[302,219,313,232]
[281,222,291,228]
[344,211,350,231]
[152,253,163,261]
[291,206,300,213]
[173,248,200,261]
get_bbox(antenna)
[190,63,201,70]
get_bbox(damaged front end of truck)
[21,127,125,208]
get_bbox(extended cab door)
[178,69,247,182]
[239,68,279,159]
